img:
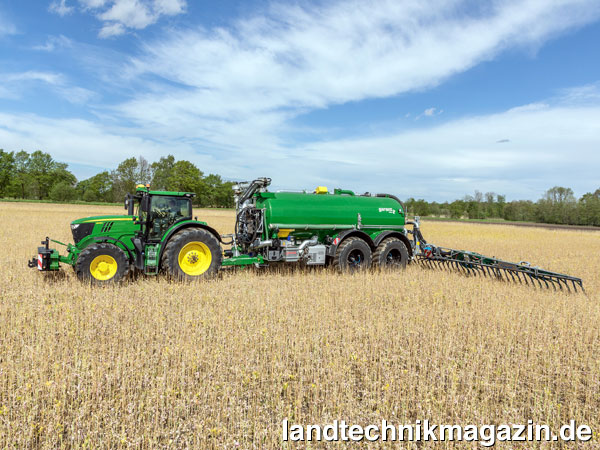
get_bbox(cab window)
[149,196,192,239]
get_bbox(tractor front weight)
[28,237,77,272]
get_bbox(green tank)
[255,190,405,232]
[230,178,413,270]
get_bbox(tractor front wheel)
[332,237,372,271]
[162,228,222,280]
[76,243,130,284]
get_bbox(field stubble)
[0,202,599,448]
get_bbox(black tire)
[373,238,409,269]
[76,243,130,285]
[161,228,222,280]
[332,237,372,271]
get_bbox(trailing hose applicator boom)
[406,217,584,292]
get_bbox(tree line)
[405,186,600,226]
[1,149,598,225]
[0,150,235,207]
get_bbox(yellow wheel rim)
[178,242,212,276]
[90,255,118,280]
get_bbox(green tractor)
[29,184,223,284]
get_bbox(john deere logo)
[378,208,395,214]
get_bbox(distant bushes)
[406,186,600,226]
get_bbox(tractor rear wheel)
[332,237,372,271]
[373,238,409,269]
[162,228,222,280]
[76,243,130,284]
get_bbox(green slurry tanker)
[28,177,583,291]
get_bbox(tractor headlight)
[71,222,94,244]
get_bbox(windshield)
[148,196,192,238]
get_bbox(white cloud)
[557,82,600,105]
[417,107,443,119]
[49,0,74,16]
[57,0,188,37]
[32,34,73,51]
[99,22,126,38]
[119,0,600,126]
[153,0,185,16]
[78,0,108,8]
[0,13,17,36]
[0,71,95,104]
[1,71,63,85]
[99,0,155,30]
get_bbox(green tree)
[27,150,57,199]
[215,181,235,207]
[537,186,577,224]
[49,181,77,202]
[137,156,151,184]
[151,155,175,190]
[0,150,15,197]
[168,160,203,194]
[79,171,113,202]
[503,200,537,222]
[9,151,31,199]
[53,162,77,186]
[466,200,483,219]
[112,156,152,201]
[578,189,600,226]
[449,200,466,219]
[112,157,139,201]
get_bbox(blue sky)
[0,0,599,201]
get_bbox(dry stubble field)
[0,202,599,448]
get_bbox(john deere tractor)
[29,184,223,284]
[28,178,583,291]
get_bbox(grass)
[0,202,598,448]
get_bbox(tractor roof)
[135,185,195,197]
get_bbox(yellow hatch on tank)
[277,229,294,238]
[314,186,328,194]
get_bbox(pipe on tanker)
[249,239,273,250]
[298,236,318,255]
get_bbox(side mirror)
[124,199,129,210]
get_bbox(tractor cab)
[125,184,195,240]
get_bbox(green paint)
[255,190,405,241]
[221,254,264,267]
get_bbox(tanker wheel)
[76,243,130,285]
[162,228,222,280]
[332,237,372,271]
[373,238,409,269]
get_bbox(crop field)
[0,202,599,448]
